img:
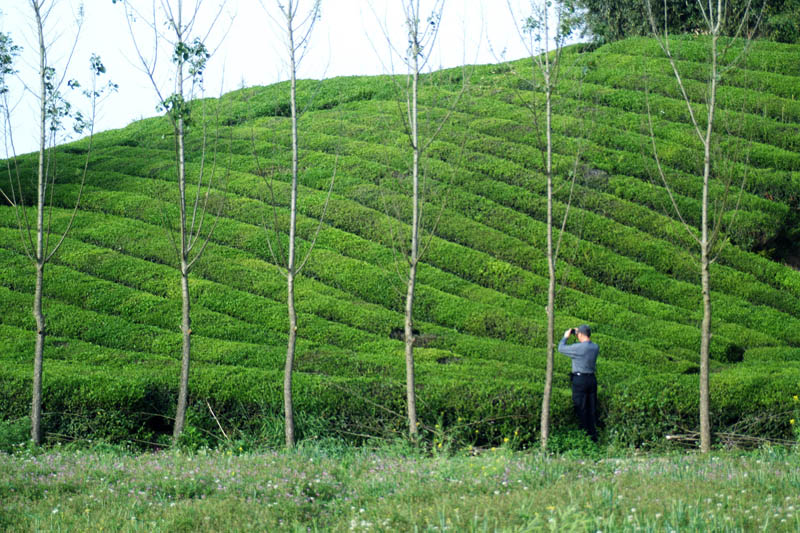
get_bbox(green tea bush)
[744,347,800,363]
[603,364,800,447]
[0,417,30,452]
[43,145,792,354]
[600,35,800,77]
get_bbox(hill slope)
[2,36,799,447]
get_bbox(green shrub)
[744,347,800,363]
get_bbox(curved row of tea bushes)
[590,48,800,101]
[300,106,799,301]
[298,118,798,317]
[1,348,794,447]
[604,361,800,446]
[288,101,793,294]
[224,132,800,348]
[441,88,798,210]
[743,347,800,363]
[78,118,796,360]
[76,157,774,362]
[599,36,800,77]
[30,184,705,372]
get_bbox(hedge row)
[221,131,800,348]
[603,361,800,446]
[322,89,796,216]
[470,59,800,156]
[292,116,797,308]
[2,192,703,374]
[294,97,791,259]
[68,162,761,364]
[292,105,800,301]
[580,54,800,126]
[78,135,796,362]
[1,353,796,448]
[0,203,574,371]
[87,141,795,358]
[598,35,800,77]
[3,183,712,388]
[287,115,798,318]
[590,47,800,101]
[0,356,555,446]
[439,86,799,209]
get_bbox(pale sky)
[1,0,577,157]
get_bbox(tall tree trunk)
[31,263,45,445]
[699,244,711,452]
[698,30,718,454]
[174,266,191,441]
[285,271,297,448]
[404,262,418,437]
[284,11,299,448]
[539,10,556,450]
[541,80,555,451]
[30,0,47,446]
[404,45,420,439]
[173,112,191,444]
[697,26,720,454]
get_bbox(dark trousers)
[571,373,598,442]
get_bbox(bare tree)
[508,0,582,451]
[254,0,333,449]
[369,0,469,438]
[644,0,758,453]
[1,2,113,445]
[120,0,227,445]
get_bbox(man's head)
[576,324,591,341]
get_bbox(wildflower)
[793,395,798,402]
[503,437,510,443]
[791,419,796,425]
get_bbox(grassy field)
[2,443,800,532]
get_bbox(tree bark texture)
[173,110,191,444]
[30,0,47,446]
[31,263,45,445]
[698,30,719,454]
[404,36,421,438]
[284,4,300,448]
[540,15,555,451]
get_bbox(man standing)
[558,325,599,442]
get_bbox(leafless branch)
[644,82,701,246]
[296,154,337,276]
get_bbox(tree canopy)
[573,0,800,44]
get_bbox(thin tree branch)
[296,154,337,275]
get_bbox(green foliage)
[575,1,794,45]
[2,35,800,449]
[0,417,29,453]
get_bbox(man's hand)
[563,328,573,339]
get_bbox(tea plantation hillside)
[2,36,799,448]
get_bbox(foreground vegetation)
[1,441,800,532]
